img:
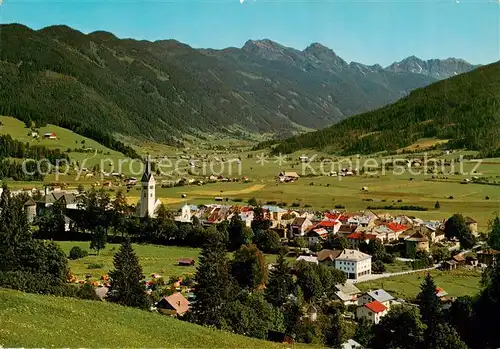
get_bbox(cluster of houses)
[174,204,481,258]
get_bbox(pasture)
[356,269,482,300]
[57,241,284,281]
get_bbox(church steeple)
[139,154,156,217]
[141,155,154,183]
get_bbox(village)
[1,154,497,348]
[5,161,495,348]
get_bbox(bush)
[69,246,88,260]
[372,260,386,274]
[334,204,345,209]
[87,263,104,269]
[248,197,258,206]
[291,202,301,208]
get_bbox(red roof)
[324,213,342,221]
[386,222,409,233]
[317,220,341,228]
[365,300,387,313]
[346,232,377,240]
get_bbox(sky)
[0,0,499,66]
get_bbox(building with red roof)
[346,232,378,249]
[356,300,389,324]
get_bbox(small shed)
[178,258,195,266]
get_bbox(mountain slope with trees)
[271,61,500,156]
[0,23,458,145]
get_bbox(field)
[0,289,298,348]
[57,241,284,281]
[1,114,499,231]
[356,269,482,300]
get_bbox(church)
[137,156,162,218]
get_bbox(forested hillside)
[271,61,500,156]
[0,23,442,145]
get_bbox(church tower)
[140,156,156,217]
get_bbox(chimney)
[177,301,181,306]
[44,186,48,196]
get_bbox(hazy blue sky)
[0,0,498,66]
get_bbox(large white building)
[138,156,161,218]
[334,249,372,280]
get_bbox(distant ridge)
[270,61,500,156]
[0,23,478,144]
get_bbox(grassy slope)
[0,289,292,348]
[0,115,127,170]
[356,269,482,300]
[58,241,286,281]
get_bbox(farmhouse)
[278,171,299,182]
[155,292,190,317]
[43,132,57,139]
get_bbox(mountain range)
[0,24,477,147]
[270,61,500,156]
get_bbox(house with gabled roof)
[358,289,395,310]
[334,283,362,305]
[290,217,313,236]
[356,300,388,324]
[155,292,190,317]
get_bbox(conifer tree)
[192,229,234,327]
[265,249,294,307]
[107,239,148,308]
[417,273,440,348]
[488,215,500,250]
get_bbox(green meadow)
[0,289,301,348]
[57,241,286,282]
[356,269,482,300]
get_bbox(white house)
[356,300,388,325]
[334,249,372,280]
[176,204,192,223]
